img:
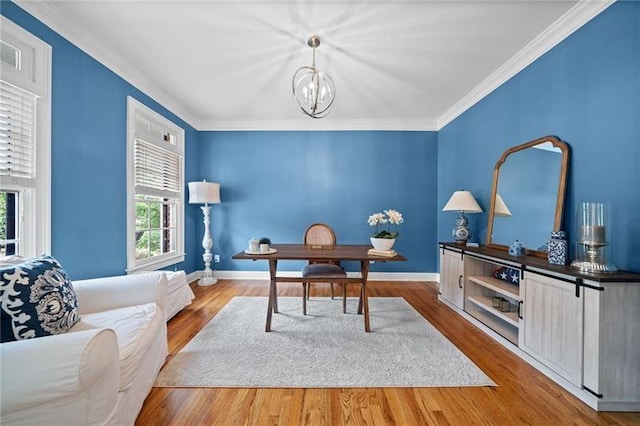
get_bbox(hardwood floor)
[136,280,640,425]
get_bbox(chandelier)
[292,35,335,119]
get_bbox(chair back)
[303,223,337,249]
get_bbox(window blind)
[134,137,181,200]
[0,80,36,188]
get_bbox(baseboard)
[596,400,640,412]
[186,271,201,284]
[207,270,438,282]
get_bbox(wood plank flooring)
[136,280,640,425]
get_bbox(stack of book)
[367,248,397,257]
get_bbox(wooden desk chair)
[301,223,348,315]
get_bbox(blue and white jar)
[509,240,526,257]
[548,231,568,265]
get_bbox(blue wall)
[438,1,640,272]
[1,2,201,279]
[4,0,639,277]
[198,131,438,273]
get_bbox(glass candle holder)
[570,202,618,273]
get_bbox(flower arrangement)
[367,209,404,239]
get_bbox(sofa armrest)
[73,272,167,316]
[0,329,119,425]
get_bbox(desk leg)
[360,260,370,332]
[266,259,278,332]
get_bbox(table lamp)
[188,180,221,286]
[442,190,483,244]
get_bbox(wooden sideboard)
[439,242,640,412]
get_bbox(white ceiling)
[14,1,612,130]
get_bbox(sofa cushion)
[71,302,163,390]
[0,255,27,266]
[0,255,80,342]
[163,270,194,320]
[165,270,188,295]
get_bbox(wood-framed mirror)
[486,135,569,257]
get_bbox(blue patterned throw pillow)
[493,266,520,286]
[0,255,80,342]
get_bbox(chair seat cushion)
[302,264,347,279]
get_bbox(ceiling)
[14,1,612,130]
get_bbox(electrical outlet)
[214,254,220,263]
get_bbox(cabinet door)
[440,249,464,309]
[520,272,583,386]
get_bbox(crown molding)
[436,0,615,130]
[13,0,437,132]
[13,0,614,133]
[194,118,438,132]
[13,0,200,129]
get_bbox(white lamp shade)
[188,180,220,204]
[494,193,512,217]
[442,190,482,213]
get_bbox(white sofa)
[0,272,169,426]
[146,270,194,321]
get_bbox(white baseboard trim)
[186,271,201,284]
[206,270,438,282]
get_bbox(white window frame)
[126,96,184,273]
[0,16,51,258]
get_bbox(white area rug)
[155,296,495,388]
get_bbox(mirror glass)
[486,136,569,257]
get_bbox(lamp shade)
[442,190,482,213]
[494,193,512,217]
[188,180,220,204]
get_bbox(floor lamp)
[188,180,221,286]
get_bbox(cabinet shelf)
[468,275,520,301]
[467,295,520,328]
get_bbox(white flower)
[367,209,404,239]
[385,209,404,225]
[367,212,387,226]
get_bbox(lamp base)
[198,276,218,286]
[452,212,471,243]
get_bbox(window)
[0,191,18,255]
[127,96,184,272]
[0,16,51,258]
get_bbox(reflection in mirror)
[494,194,511,217]
[487,136,569,257]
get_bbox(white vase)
[370,237,395,251]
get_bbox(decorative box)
[492,296,511,312]
[548,231,568,265]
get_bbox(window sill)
[127,253,185,274]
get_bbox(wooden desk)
[232,244,407,332]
